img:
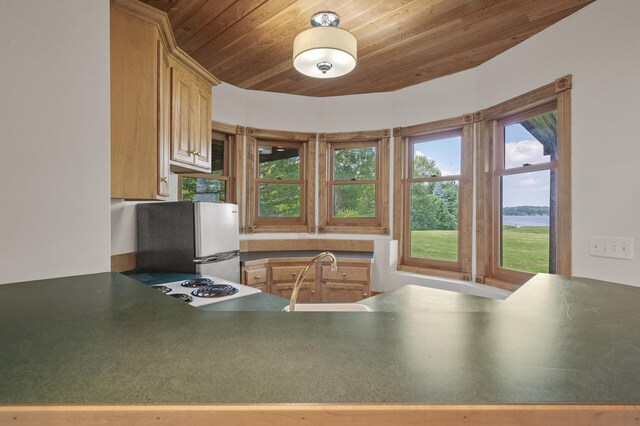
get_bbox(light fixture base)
[311,11,340,27]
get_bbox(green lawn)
[410,226,550,273]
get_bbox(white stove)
[151,276,260,307]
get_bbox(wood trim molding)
[211,120,237,135]
[4,404,638,425]
[323,129,389,142]
[396,115,470,137]
[239,239,374,253]
[481,76,572,121]
[555,75,572,93]
[110,0,219,87]
[247,127,315,142]
[111,252,137,273]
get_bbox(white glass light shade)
[293,26,357,78]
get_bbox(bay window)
[245,128,315,233]
[476,76,572,290]
[318,130,390,234]
[394,116,473,280]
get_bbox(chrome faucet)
[289,252,338,312]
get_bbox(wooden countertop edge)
[2,404,639,425]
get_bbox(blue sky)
[413,124,552,208]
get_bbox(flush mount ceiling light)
[293,11,357,79]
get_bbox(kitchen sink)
[282,303,373,312]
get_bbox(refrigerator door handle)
[194,250,240,265]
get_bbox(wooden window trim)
[245,127,316,234]
[393,115,473,281]
[178,121,243,212]
[318,130,390,235]
[476,76,572,290]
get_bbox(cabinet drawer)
[271,265,314,283]
[244,268,267,286]
[321,265,369,282]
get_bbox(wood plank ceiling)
[143,0,594,97]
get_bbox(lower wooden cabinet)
[241,257,372,303]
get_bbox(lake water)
[502,215,549,227]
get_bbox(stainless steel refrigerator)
[136,202,240,282]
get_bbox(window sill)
[397,264,471,282]
[319,225,389,235]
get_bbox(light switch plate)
[590,236,633,260]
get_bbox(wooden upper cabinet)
[169,61,213,173]
[110,0,219,200]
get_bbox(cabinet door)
[170,66,194,165]
[271,282,316,303]
[157,40,170,197]
[244,267,267,291]
[319,282,369,303]
[193,81,212,170]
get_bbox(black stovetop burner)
[181,278,215,288]
[152,285,172,294]
[191,284,239,298]
[170,293,193,303]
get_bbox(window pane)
[181,177,226,203]
[210,138,225,175]
[259,183,300,217]
[504,110,557,169]
[409,181,459,261]
[259,145,300,180]
[333,184,375,218]
[412,135,461,178]
[501,170,551,273]
[333,147,376,181]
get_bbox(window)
[245,128,315,233]
[394,117,473,280]
[477,76,572,290]
[318,130,390,234]
[179,133,228,202]
[179,121,242,208]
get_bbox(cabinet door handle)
[342,272,347,277]
[160,176,168,183]
[311,290,315,294]
[255,275,261,279]
[362,293,368,297]
[292,272,297,276]
[195,151,201,157]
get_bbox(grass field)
[410,226,550,273]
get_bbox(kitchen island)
[1,272,639,424]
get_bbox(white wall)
[0,0,111,284]
[474,0,640,286]
[110,0,639,295]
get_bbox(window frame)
[476,76,572,291]
[393,116,473,281]
[318,130,390,234]
[245,127,316,233]
[178,121,242,208]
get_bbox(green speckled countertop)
[1,272,640,405]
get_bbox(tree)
[410,155,458,231]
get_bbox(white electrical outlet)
[590,236,634,260]
[299,233,309,239]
